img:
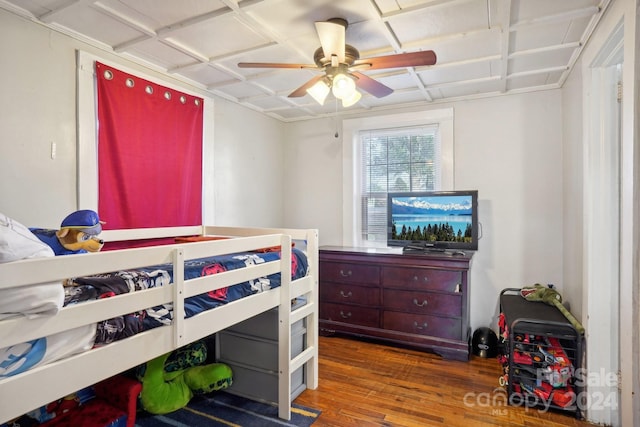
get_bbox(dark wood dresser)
[319,246,473,361]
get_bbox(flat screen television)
[387,190,478,251]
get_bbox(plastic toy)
[552,386,575,407]
[138,341,233,415]
[520,284,585,335]
[537,338,574,387]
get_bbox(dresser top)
[320,245,474,261]
[321,245,403,255]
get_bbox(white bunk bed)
[0,225,319,424]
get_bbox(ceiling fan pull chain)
[334,97,339,138]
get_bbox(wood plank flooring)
[295,336,596,427]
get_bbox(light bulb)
[331,73,356,100]
[306,80,330,105]
[341,89,361,107]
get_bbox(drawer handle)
[413,298,428,307]
[413,321,428,330]
[339,311,352,319]
[340,290,353,298]
[412,275,428,283]
[340,269,352,277]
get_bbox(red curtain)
[96,61,203,230]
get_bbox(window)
[342,109,453,247]
[360,125,440,243]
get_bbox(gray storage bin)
[224,361,305,405]
[217,326,306,371]
[225,300,306,340]
[215,302,309,405]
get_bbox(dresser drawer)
[320,261,380,285]
[383,290,461,317]
[383,311,462,340]
[321,282,380,306]
[320,302,379,328]
[382,267,461,292]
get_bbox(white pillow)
[0,212,55,261]
[0,213,63,318]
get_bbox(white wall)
[0,9,284,230]
[0,11,78,227]
[456,93,564,330]
[560,54,585,323]
[282,118,344,242]
[284,91,564,331]
[213,97,286,228]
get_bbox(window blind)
[359,124,440,243]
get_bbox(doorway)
[584,20,623,426]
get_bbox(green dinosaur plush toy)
[139,341,233,415]
[520,284,585,335]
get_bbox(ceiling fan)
[237,18,437,107]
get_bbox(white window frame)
[342,108,454,247]
[76,50,216,224]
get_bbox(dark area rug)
[135,392,320,426]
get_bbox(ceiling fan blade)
[353,50,437,70]
[351,72,394,98]
[288,75,326,97]
[315,20,346,63]
[238,62,317,69]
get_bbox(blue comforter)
[65,248,309,341]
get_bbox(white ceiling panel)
[177,64,236,87]
[124,39,198,70]
[423,29,501,65]
[240,94,291,110]
[418,61,494,85]
[438,78,504,99]
[364,89,429,107]
[565,16,594,42]
[1,0,611,121]
[47,4,144,47]
[511,21,579,51]
[508,71,565,91]
[345,19,393,54]
[509,49,574,74]
[219,80,268,99]
[168,15,270,59]
[374,72,421,91]
[387,0,490,42]
[511,0,601,22]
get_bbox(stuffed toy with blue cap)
[30,210,105,255]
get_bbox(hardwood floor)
[295,336,596,427]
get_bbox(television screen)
[387,190,478,251]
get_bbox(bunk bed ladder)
[277,230,319,420]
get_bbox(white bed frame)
[0,225,318,424]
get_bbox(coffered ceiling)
[1,0,610,121]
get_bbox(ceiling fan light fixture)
[307,80,330,105]
[331,73,356,100]
[341,89,361,108]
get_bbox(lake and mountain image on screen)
[390,195,474,243]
